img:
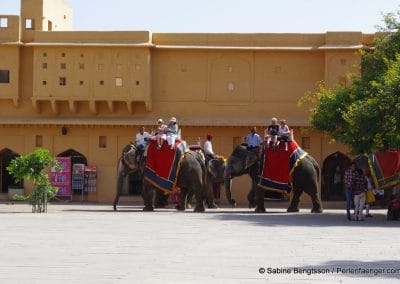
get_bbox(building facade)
[0,0,374,204]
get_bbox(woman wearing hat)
[166,117,178,149]
[156,118,167,150]
[277,119,291,151]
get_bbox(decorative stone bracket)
[31,98,152,114]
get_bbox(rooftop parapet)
[29,31,152,45]
[152,33,326,47]
[152,32,372,50]
[325,31,363,46]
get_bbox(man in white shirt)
[204,133,215,160]
[135,126,150,151]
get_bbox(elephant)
[113,144,189,211]
[178,155,225,209]
[354,155,397,207]
[142,150,207,212]
[113,144,142,211]
[224,144,323,213]
[204,157,227,207]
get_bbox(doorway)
[0,148,23,193]
[321,152,351,201]
[57,149,88,194]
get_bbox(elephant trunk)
[224,168,236,207]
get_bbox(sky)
[1,0,400,33]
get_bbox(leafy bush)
[7,148,61,213]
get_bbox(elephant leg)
[308,190,323,213]
[142,182,155,211]
[186,190,193,209]
[205,180,218,209]
[247,180,256,208]
[287,189,302,212]
[113,173,124,211]
[113,192,121,211]
[254,187,266,213]
[176,187,188,211]
[155,189,169,208]
[194,185,205,213]
[250,169,262,212]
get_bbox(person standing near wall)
[364,169,375,217]
[344,162,357,220]
[353,169,368,221]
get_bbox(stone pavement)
[0,201,399,284]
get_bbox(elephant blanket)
[144,140,188,193]
[368,151,400,190]
[257,140,307,194]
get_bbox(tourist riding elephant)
[142,151,207,212]
[224,145,323,213]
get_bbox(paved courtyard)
[0,201,399,284]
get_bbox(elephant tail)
[194,152,207,199]
[312,157,320,182]
[199,154,207,187]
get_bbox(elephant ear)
[244,153,257,170]
[207,160,217,178]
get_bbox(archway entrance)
[321,152,352,201]
[57,149,88,195]
[57,149,88,165]
[0,148,23,193]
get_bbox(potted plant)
[6,148,61,213]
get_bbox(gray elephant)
[142,151,207,212]
[204,157,226,207]
[113,144,141,211]
[224,144,323,213]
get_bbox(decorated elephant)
[224,144,323,213]
[142,150,207,212]
[354,152,400,206]
[113,144,191,211]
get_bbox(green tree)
[7,148,61,213]
[301,13,400,154]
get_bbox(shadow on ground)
[210,210,398,228]
[51,202,398,228]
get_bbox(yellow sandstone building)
[0,0,374,204]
